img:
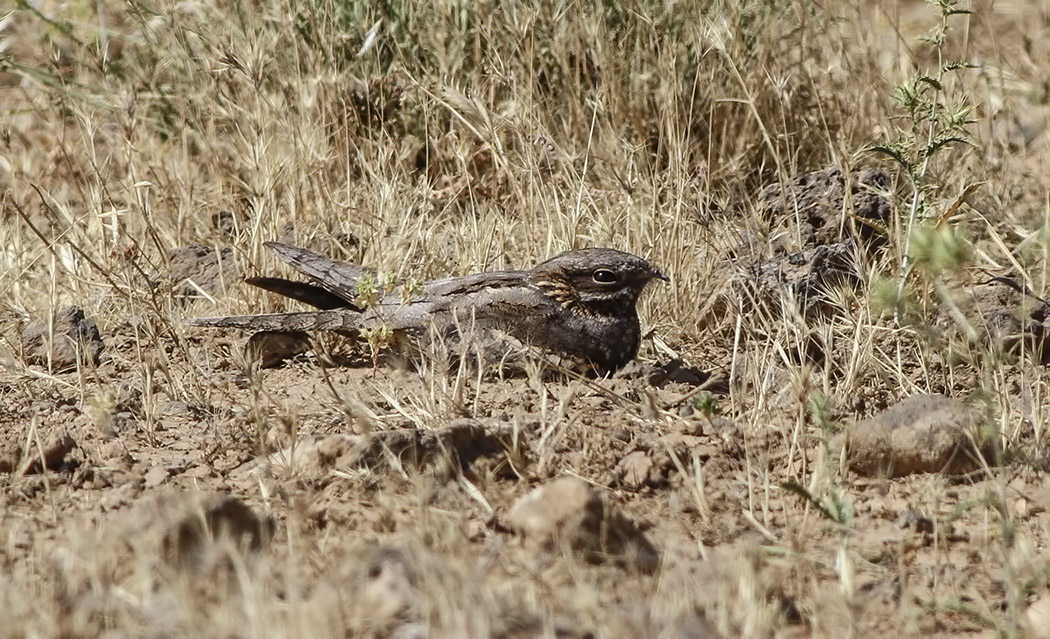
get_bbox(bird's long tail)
[264,242,371,305]
[245,276,354,310]
[186,310,359,332]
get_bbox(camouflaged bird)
[187,242,667,373]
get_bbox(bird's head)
[529,248,668,315]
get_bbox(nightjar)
[188,242,667,373]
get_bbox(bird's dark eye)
[592,269,618,284]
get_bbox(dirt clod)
[617,434,718,490]
[758,166,891,248]
[619,451,655,489]
[168,243,239,299]
[267,419,511,477]
[641,358,709,387]
[20,306,104,371]
[8,428,78,475]
[1025,593,1050,639]
[842,394,990,478]
[937,278,1050,360]
[703,167,892,324]
[505,476,659,571]
[160,493,274,568]
[246,330,313,367]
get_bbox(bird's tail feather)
[245,276,354,310]
[264,242,370,304]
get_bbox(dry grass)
[3,0,1050,636]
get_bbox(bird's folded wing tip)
[184,317,224,326]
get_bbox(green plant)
[869,0,979,325]
[872,0,976,227]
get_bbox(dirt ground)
[3,277,1050,637]
[4,0,1050,637]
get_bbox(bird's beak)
[652,269,670,283]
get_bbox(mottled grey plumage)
[188,242,667,372]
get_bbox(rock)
[246,330,312,368]
[1025,593,1050,639]
[13,428,78,474]
[645,359,708,387]
[160,493,274,568]
[168,243,239,299]
[161,400,195,416]
[185,465,213,479]
[143,465,169,488]
[702,167,892,322]
[841,394,991,478]
[20,306,104,371]
[616,434,718,489]
[745,241,858,313]
[758,166,891,249]
[266,419,510,477]
[110,411,137,435]
[936,278,1050,362]
[97,440,134,470]
[619,451,655,490]
[505,476,659,571]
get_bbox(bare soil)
[4,1,1050,637]
[3,308,1049,637]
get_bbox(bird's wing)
[186,309,359,332]
[360,278,555,334]
[418,271,528,297]
[263,242,373,305]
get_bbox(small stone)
[20,306,104,371]
[619,451,654,489]
[17,429,77,474]
[144,465,169,488]
[1026,594,1050,639]
[840,394,991,478]
[616,434,716,489]
[246,331,312,368]
[645,359,707,387]
[98,440,134,470]
[185,465,213,479]
[161,400,194,416]
[505,476,659,571]
[168,244,239,299]
[160,493,274,567]
[110,412,137,434]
